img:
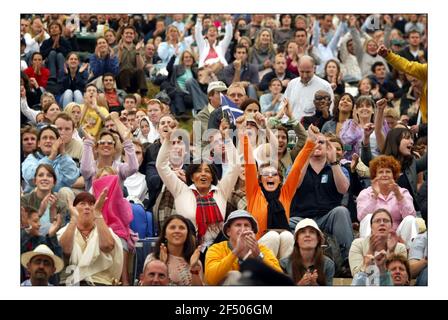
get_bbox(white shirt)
[284,75,334,122]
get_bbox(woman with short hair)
[357,155,417,247]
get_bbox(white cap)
[207,81,228,94]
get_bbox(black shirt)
[290,164,346,218]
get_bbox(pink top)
[92,175,134,250]
[356,186,416,230]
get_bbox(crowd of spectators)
[20,13,427,286]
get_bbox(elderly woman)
[357,155,417,247]
[80,112,138,192]
[244,124,317,260]
[362,127,427,214]
[57,190,123,286]
[156,122,240,249]
[349,208,407,277]
[281,218,334,286]
[147,215,203,286]
[22,125,79,194]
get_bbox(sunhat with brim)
[294,218,324,241]
[223,210,259,238]
[21,244,64,273]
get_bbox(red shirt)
[24,67,50,88]
[104,90,121,107]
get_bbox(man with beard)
[21,244,64,286]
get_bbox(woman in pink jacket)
[357,155,417,248]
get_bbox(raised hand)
[350,153,359,173]
[20,206,29,229]
[110,111,120,121]
[81,125,94,141]
[160,243,168,264]
[48,214,62,237]
[254,112,267,129]
[94,188,108,213]
[374,249,387,272]
[387,230,399,254]
[326,139,337,163]
[20,85,26,98]
[79,62,89,73]
[232,231,248,259]
[243,231,260,258]
[29,77,39,89]
[57,137,66,155]
[190,246,201,271]
[233,59,242,71]
[348,15,357,28]
[371,177,381,198]
[219,118,230,139]
[377,44,389,58]
[136,40,144,51]
[390,182,403,201]
[363,123,375,139]
[49,138,62,160]
[283,98,293,119]
[307,124,319,143]
[66,198,79,223]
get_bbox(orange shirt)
[244,135,316,239]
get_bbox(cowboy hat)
[21,244,64,273]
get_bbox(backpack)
[322,232,344,277]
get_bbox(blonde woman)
[64,102,83,141]
[157,25,188,66]
[249,28,276,72]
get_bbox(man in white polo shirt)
[284,56,334,122]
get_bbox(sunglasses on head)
[317,140,326,145]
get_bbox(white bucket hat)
[21,244,64,273]
[294,218,324,241]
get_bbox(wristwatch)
[329,160,340,166]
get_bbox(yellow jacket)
[204,240,282,285]
[386,51,428,123]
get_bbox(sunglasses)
[317,140,326,145]
[315,96,330,101]
[261,171,279,177]
[98,140,115,146]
